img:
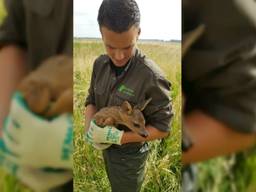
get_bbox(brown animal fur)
[93,98,152,137]
[182,24,205,57]
[18,55,73,117]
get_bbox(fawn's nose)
[139,130,149,138]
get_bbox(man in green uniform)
[85,0,173,191]
[182,0,256,191]
[0,0,73,191]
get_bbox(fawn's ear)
[121,101,132,115]
[182,24,205,57]
[135,98,152,111]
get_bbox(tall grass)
[196,148,256,192]
[73,40,182,192]
[0,0,6,24]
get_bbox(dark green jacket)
[86,49,173,132]
[183,0,256,132]
[0,0,72,70]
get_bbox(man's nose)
[114,49,125,60]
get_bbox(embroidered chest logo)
[118,84,135,96]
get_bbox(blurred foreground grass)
[197,148,256,192]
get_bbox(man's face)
[100,26,140,67]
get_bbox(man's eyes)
[106,45,114,49]
[124,46,132,50]
[106,45,133,50]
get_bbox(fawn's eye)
[133,123,140,127]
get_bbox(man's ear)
[99,27,105,40]
[99,26,103,35]
[136,27,141,41]
[138,27,141,36]
[121,101,133,115]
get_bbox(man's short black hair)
[97,0,140,33]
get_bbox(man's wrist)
[120,131,146,145]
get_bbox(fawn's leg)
[45,88,73,117]
[95,117,114,127]
[19,80,50,115]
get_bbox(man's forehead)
[104,42,135,49]
[101,26,139,49]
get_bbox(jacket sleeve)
[0,0,26,49]
[85,63,96,107]
[144,75,173,132]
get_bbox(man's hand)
[85,120,124,145]
[2,92,73,169]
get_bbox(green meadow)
[73,39,182,192]
[196,149,256,192]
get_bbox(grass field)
[0,0,6,23]
[196,149,256,192]
[73,39,182,192]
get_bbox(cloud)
[74,0,181,40]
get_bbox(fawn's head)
[119,98,152,138]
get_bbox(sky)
[74,0,181,41]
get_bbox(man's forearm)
[84,104,97,132]
[182,110,256,165]
[121,125,169,145]
[0,45,27,133]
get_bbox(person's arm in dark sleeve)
[121,76,173,144]
[0,0,27,49]
[144,76,173,132]
[84,62,96,107]
[84,62,97,132]
[0,0,28,135]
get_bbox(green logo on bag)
[118,84,135,96]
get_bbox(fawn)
[93,98,152,138]
[18,55,73,117]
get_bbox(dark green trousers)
[103,143,149,192]
[182,165,197,192]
